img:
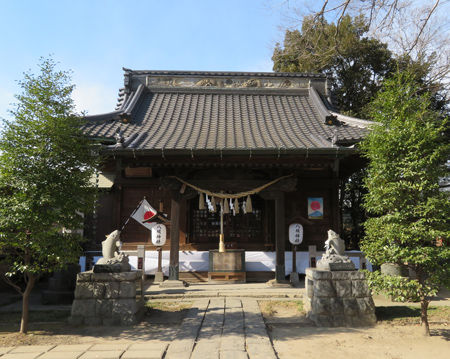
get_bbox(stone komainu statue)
[317,230,355,271]
[94,230,131,272]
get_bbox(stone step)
[144,291,304,300]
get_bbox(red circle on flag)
[144,210,155,220]
[310,201,321,211]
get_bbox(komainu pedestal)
[304,268,376,327]
[69,271,144,326]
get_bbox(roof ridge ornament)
[325,114,341,126]
[331,128,338,147]
[114,127,124,148]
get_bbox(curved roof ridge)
[83,84,145,122]
[330,111,374,129]
[309,87,373,129]
[122,68,327,79]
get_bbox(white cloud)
[72,82,117,116]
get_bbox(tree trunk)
[420,299,430,336]
[20,274,35,334]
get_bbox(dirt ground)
[1,299,449,359]
[259,300,450,359]
[0,301,191,347]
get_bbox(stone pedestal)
[266,278,291,288]
[159,279,186,288]
[42,264,79,305]
[69,271,144,326]
[154,271,164,283]
[289,272,300,287]
[304,268,376,327]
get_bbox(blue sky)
[0,0,291,120]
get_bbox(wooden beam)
[161,176,297,194]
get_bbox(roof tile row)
[82,87,368,151]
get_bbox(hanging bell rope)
[168,174,293,199]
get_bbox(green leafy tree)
[273,14,396,245]
[0,58,99,333]
[360,71,450,336]
[272,15,395,118]
[341,168,367,249]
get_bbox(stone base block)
[69,271,143,326]
[289,272,300,287]
[159,280,187,288]
[304,268,376,327]
[317,261,356,271]
[93,263,131,273]
[266,279,292,288]
[154,272,164,283]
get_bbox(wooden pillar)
[113,158,123,229]
[169,197,180,280]
[275,191,286,282]
[332,159,340,233]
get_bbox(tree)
[273,0,449,93]
[0,58,99,333]
[360,71,450,336]
[272,15,395,118]
[273,14,397,246]
[341,168,367,249]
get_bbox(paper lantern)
[151,224,167,246]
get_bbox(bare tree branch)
[407,0,440,54]
[335,0,351,39]
[316,0,330,19]
[275,0,449,87]
[368,0,377,28]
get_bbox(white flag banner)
[131,199,158,231]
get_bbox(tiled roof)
[82,70,371,153]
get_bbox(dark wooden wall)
[89,157,343,252]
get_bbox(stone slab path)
[0,298,277,359]
[166,297,277,359]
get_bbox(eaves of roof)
[100,146,358,158]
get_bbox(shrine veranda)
[82,70,372,282]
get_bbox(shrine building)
[82,69,371,283]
